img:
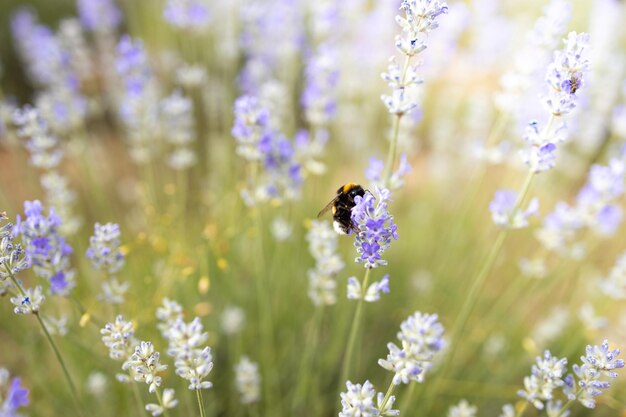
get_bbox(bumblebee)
[317,183,365,234]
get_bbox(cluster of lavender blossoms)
[366,154,413,191]
[115,35,161,164]
[163,0,211,32]
[156,298,214,392]
[297,1,342,176]
[0,368,30,416]
[489,31,591,230]
[306,220,344,306]
[520,32,591,173]
[10,9,87,134]
[489,190,539,229]
[101,313,178,416]
[535,146,626,259]
[0,212,30,296]
[15,200,75,296]
[494,0,572,125]
[382,0,448,116]
[86,223,129,304]
[77,0,122,34]
[350,187,398,269]
[124,341,178,416]
[235,356,261,404]
[339,380,399,417]
[379,311,446,385]
[515,340,624,412]
[232,95,302,205]
[160,90,197,170]
[12,107,80,234]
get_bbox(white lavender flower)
[346,274,390,302]
[87,223,125,274]
[101,315,136,361]
[306,220,344,305]
[271,216,292,241]
[123,341,168,393]
[86,372,108,396]
[145,387,178,416]
[235,356,260,404]
[518,350,568,409]
[495,0,572,116]
[520,32,591,173]
[567,340,624,408]
[379,311,445,385]
[220,306,245,335]
[447,400,477,417]
[12,106,63,170]
[0,212,30,288]
[381,0,448,117]
[98,278,130,305]
[156,298,183,334]
[10,285,45,314]
[339,380,399,417]
[160,90,196,170]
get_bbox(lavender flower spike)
[379,311,445,385]
[0,369,30,415]
[351,187,398,268]
[339,380,399,417]
[489,189,539,229]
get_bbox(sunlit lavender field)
[1,0,626,416]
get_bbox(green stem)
[132,381,146,417]
[6,267,83,415]
[196,389,207,417]
[36,312,84,417]
[383,55,411,186]
[339,268,372,385]
[378,381,397,413]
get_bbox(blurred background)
[1,0,625,416]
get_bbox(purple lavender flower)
[339,380,399,417]
[232,95,303,204]
[163,0,211,31]
[232,96,270,161]
[489,189,539,229]
[15,201,75,296]
[77,0,122,33]
[543,32,590,116]
[366,154,412,190]
[115,36,161,163]
[302,44,339,127]
[0,370,30,416]
[350,187,398,268]
[519,32,591,173]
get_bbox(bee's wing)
[317,194,340,218]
